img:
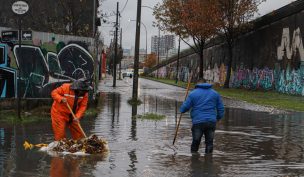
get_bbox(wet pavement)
[1,77,304,177]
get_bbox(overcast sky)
[100,0,296,52]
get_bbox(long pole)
[119,28,122,80]
[143,24,147,60]
[132,0,142,102]
[156,28,160,78]
[173,71,193,145]
[113,2,119,87]
[17,16,21,119]
[66,103,87,138]
[175,37,181,84]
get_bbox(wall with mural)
[0,44,16,98]
[149,1,304,96]
[0,40,94,98]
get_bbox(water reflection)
[111,93,121,127]
[50,156,81,177]
[190,154,219,177]
[127,150,138,176]
[131,105,137,141]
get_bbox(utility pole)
[176,37,181,84]
[132,0,142,103]
[119,28,122,80]
[156,28,160,78]
[113,2,119,87]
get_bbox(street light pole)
[157,28,160,78]
[142,23,147,60]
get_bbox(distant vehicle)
[122,71,133,78]
[138,69,144,76]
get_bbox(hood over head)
[195,83,212,89]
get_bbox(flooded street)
[1,78,304,176]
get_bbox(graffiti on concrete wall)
[149,26,304,96]
[0,42,94,98]
[57,44,94,80]
[277,27,304,62]
[0,44,17,98]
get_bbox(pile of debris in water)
[50,135,109,154]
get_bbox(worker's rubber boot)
[205,146,213,154]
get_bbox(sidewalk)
[141,77,304,113]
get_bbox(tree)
[58,0,95,36]
[154,0,220,78]
[0,0,96,37]
[216,0,265,88]
[143,53,157,68]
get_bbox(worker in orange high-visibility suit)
[51,79,91,141]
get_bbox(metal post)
[143,23,147,60]
[17,16,21,119]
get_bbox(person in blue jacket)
[180,79,224,154]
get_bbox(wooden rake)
[66,102,87,138]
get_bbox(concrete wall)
[149,0,304,96]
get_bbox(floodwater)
[1,78,304,177]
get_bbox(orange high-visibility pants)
[51,117,85,141]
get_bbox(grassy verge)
[127,98,143,106]
[0,106,100,124]
[136,113,166,121]
[142,76,304,112]
[0,110,50,124]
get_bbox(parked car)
[122,72,133,78]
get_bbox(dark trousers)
[191,122,216,153]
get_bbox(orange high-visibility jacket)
[51,83,88,121]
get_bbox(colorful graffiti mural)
[0,42,94,98]
[0,44,17,98]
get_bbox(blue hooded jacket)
[180,83,224,124]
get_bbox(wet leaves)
[23,141,34,150]
[52,135,109,154]
[23,141,48,150]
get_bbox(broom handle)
[173,71,193,145]
[66,102,87,138]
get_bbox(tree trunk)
[199,53,204,79]
[199,41,205,79]
[224,44,233,88]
